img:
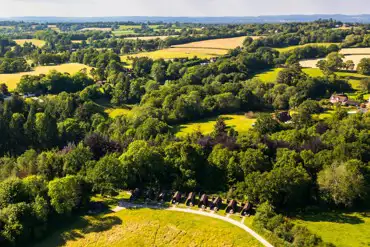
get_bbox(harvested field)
[172,36,260,50]
[0,63,92,90]
[14,39,46,47]
[340,48,370,55]
[121,47,226,61]
[300,54,370,68]
[80,27,112,31]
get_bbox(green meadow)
[175,114,256,138]
[293,211,370,247]
[32,208,262,247]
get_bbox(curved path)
[113,202,273,247]
[168,207,273,247]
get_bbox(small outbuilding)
[225,199,237,214]
[172,191,181,204]
[198,194,209,208]
[129,188,141,202]
[185,192,196,206]
[241,202,253,216]
[210,197,222,211]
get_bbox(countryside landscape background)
[0,1,370,246]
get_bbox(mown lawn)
[32,208,262,247]
[0,63,92,90]
[293,211,370,247]
[175,114,256,138]
[14,39,46,47]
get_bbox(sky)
[0,0,368,17]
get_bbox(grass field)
[175,114,256,138]
[0,63,92,90]
[32,208,262,247]
[293,211,370,247]
[123,36,173,40]
[275,43,339,53]
[253,68,370,90]
[121,47,226,61]
[172,36,260,50]
[14,39,46,47]
[104,108,131,118]
[254,68,323,82]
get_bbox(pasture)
[104,108,131,118]
[32,208,262,247]
[123,36,173,40]
[14,39,46,47]
[175,114,256,138]
[275,43,339,53]
[293,211,370,247]
[121,47,226,61]
[340,47,370,55]
[254,68,323,82]
[172,36,260,50]
[0,63,92,90]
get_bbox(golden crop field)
[300,54,370,68]
[80,27,112,31]
[340,47,370,55]
[121,47,226,61]
[172,36,260,50]
[14,39,46,47]
[0,63,92,90]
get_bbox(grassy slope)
[275,43,338,53]
[104,108,131,118]
[175,114,256,138]
[32,208,262,247]
[254,68,370,91]
[293,211,370,247]
[0,63,92,90]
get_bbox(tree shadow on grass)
[296,211,364,225]
[32,215,122,247]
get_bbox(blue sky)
[0,0,368,17]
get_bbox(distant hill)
[1,14,370,23]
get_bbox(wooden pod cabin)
[172,191,181,204]
[225,199,237,214]
[198,194,209,208]
[185,192,195,206]
[241,201,252,216]
[211,196,222,211]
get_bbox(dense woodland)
[0,20,370,246]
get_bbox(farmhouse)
[330,93,348,104]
